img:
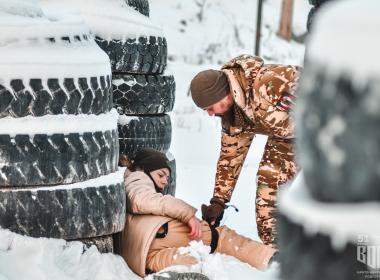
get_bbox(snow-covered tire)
[74,235,114,253]
[278,213,367,280]
[163,155,176,196]
[118,115,171,157]
[125,0,149,17]
[153,272,210,280]
[0,130,118,186]
[112,73,175,115]
[296,64,380,202]
[0,178,125,239]
[95,36,167,74]
[0,76,112,118]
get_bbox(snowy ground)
[0,0,309,279]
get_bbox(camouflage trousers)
[256,137,298,247]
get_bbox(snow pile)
[307,0,380,79]
[40,0,163,40]
[0,228,141,280]
[279,173,380,249]
[0,229,280,280]
[147,241,279,280]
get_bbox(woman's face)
[150,168,170,191]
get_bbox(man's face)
[203,94,234,116]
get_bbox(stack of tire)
[41,0,177,197]
[279,0,380,279]
[98,0,177,196]
[0,3,125,253]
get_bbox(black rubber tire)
[95,36,167,74]
[163,155,176,196]
[0,130,118,186]
[153,272,210,280]
[308,0,330,7]
[278,213,367,280]
[307,7,316,32]
[0,76,112,118]
[296,64,380,202]
[118,114,171,158]
[0,181,125,239]
[112,73,175,115]
[73,235,114,254]
[125,0,149,17]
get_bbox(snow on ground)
[0,0,309,279]
[0,228,277,280]
[150,0,308,66]
[0,229,141,280]
[145,241,280,280]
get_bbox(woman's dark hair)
[119,148,171,174]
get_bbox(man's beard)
[215,106,234,118]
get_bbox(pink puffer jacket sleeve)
[125,171,197,223]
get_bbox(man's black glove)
[201,198,226,227]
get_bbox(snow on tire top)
[0,109,119,136]
[0,10,89,42]
[0,168,125,192]
[0,0,43,18]
[307,0,380,79]
[0,4,111,81]
[279,173,380,249]
[40,0,163,40]
[118,115,139,126]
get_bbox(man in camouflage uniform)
[190,54,300,247]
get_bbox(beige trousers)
[146,220,276,273]
[256,137,298,246]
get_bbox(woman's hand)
[187,216,202,240]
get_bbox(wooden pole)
[255,0,263,56]
[278,0,294,41]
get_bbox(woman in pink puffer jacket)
[118,148,276,277]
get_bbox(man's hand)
[187,216,202,240]
[201,198,226,227]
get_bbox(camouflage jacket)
[213,54,300,202]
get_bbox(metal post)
[255,0,263,56]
